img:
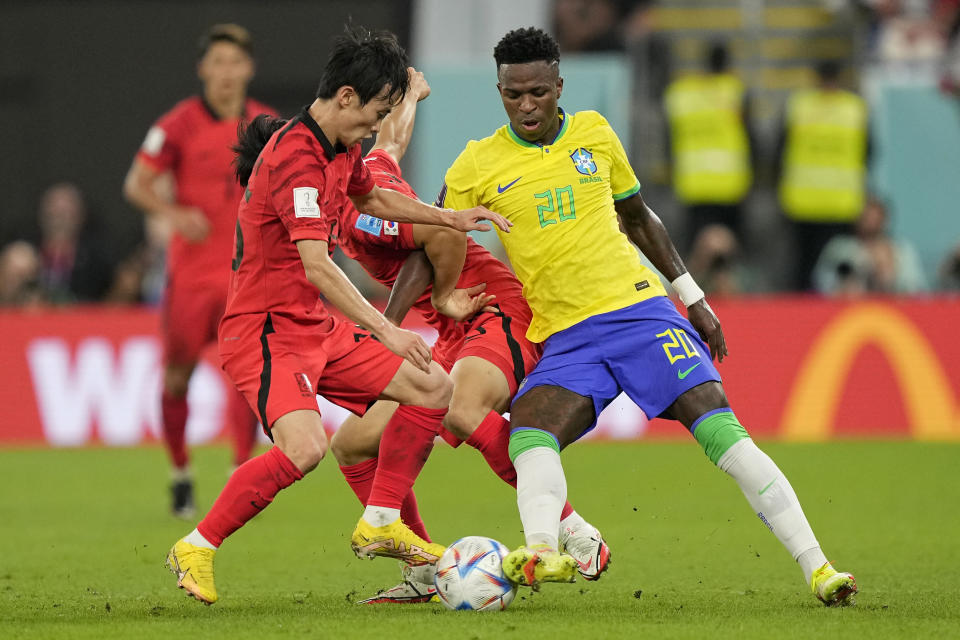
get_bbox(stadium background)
[1,0,959,448]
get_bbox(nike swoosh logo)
[758,479,777,495]
[677,362,702,379]
[497,176,522,193]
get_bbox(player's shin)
[195,446,303,547]
[697,411,826,582]
[509,427,567,549]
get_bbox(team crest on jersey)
[570,148,597,175]
[355,214,384,236]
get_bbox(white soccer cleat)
[356,563,439,604]
[560,523,611,581]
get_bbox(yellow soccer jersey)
[439,109,667,343]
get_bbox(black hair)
[198,23,253,59]
[233,114,288,187]
[707,41,729,73]
[816,59,842,83]
[493,27,560,69]
[315,25,409,106]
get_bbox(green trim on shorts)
[508,427,561,462]
[692,411,749,464]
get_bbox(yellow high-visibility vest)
[779,88,868,222]
[664,72,752,204]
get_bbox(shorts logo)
[355,214,383,236]
[517,377,528,393]
[294,373,313,396]
[384,220,399,236]
[570,148,597,175]
[141,126,166,155]
[293,187,321,218]
[677,362,702,380]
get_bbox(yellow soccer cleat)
[502,544,578,591]
[350,518,446,565]
[165,539,218,605]
[811,562,858,606]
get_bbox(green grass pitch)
[1,440,958,639]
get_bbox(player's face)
[197,41,254,102]
[497,61,563,144]
[339,86,396,147]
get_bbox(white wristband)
[671,272,705,307]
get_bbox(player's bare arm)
[615,193,728,362]
[370,67,431,163]
[122,158,211,242]
[383,251,433,326]
[412,224,496,321]
[296,239,433,373]
[350,186,512,234]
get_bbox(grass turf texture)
[1,441,958,639]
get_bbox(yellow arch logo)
[781,303,959,440]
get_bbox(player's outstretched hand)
[377,324,433,373]
[407,67,431,101]
[449,206,512,233]
[433,283,497,322]
[172,206,211,242]
[687,299,728,363]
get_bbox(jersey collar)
[296,106,347,160]
[507,108,570,149]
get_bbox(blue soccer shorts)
[511,295,722,439]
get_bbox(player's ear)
[337,85,357,108]
[557,76,564,97]
[496,82,502,94]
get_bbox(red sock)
[161,390,189,469]
[367,405,445,509]
[340,457,378,505]
[341,457,431,541]
[226,386,258,467]
[466,411,575,517]
[197,446,303,546]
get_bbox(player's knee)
[329,430,374,466]
[421,369,454,409]
[282,432,328,473]
[163,365,193,398]
[443,401,486,440]
[690,409,750,465]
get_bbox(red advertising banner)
[0,297,958,446]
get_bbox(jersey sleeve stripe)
[612,182,641,201]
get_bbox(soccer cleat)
[170,478,196,519]
[165,539,217,605]
[560,523,612,581]
[350,518,446,565]
[502,544,578,591]
[356,579,438,604]
[810,562,858,606]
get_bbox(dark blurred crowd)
[3,0,960,309]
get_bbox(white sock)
[717,439,823,582]
[183,528,217,550]
[171,466,191,482]
[362,506,401,527]
[514,446,567,549]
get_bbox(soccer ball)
[433,536,517,611]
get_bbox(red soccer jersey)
[337,150,525,344]
[223,107,375,326]
[136,96,277,287]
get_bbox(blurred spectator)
[0,241,43,307]
[941,3,960,94]
[553,0,635,52]
[812,196,927,295]
[685,224,753,297]
[776,60,871,291]
[664,41,753,249]
[35,182,113,303]
[863,0,950,63]
[937,240,960,289]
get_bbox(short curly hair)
[493,27,560,69]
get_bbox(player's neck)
[203,90,246,120]
[307,99,341,149]
[528,110,562,146]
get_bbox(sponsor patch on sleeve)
[383,220,399,236]
[293,187,321,218]
[355,214,384,236]
[141,126,166,155]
